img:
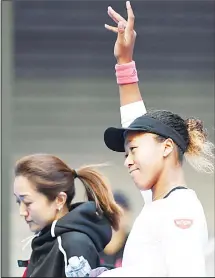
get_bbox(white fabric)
[120,100,147,128]
[99,189,208,277]
[120,101,152,204]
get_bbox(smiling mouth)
[129,169,138,174]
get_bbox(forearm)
[118,71,152,203]
[119,83,142,106]
[119,83,147,128]
[116,64,147,127]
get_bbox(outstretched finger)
[104,24,118,33]
[107,6,127,25]
[117,21,126,44]
[126,1,135,31]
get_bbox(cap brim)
[104,126,145,152]
[104,127,126,152]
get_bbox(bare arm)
[119,83,142,106]
[105,1,147,126]
[105,1,151,202]
[119,83,147,127]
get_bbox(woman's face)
[14,175,58,233]
[124,132,165,191]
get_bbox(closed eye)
[24,202,32,206]
[16,199,32,207]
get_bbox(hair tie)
[72,169,78,179]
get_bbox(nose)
[19,202,29,218]
[124,153,134,169]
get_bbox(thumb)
[117,21,125,43]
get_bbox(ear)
[55,192,67,211]
[163,138,174,158]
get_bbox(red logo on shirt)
[174,219,193,229]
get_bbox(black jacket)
[24,201,112,277]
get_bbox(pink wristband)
[115,61,139,85]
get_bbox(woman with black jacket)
[14,153,122,277]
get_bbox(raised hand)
[105,1,136,64]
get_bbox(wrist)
[115,61,138,85]
[116,58,133,65]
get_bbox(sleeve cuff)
[120,101,147,128]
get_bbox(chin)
[134,183,146,191]
[134,181,152,191]
[141,186,152,191]
[28,223,41,233]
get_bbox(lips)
[129,169,138,174]
[26,220,33,224]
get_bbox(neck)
[56,207,69,220]
[152,164,187,201]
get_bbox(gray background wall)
[1,0,214,276]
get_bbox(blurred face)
[124,132,165,190]
[14,176,59,233]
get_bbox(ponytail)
[184,118,214,173]
[75,165,122,230]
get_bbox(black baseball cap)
[104,115,187,153]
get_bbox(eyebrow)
[14,194,31,202]
[124,139,136,149]
[14,193,29,197]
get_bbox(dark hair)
[145,110,214,173]
[14,154,122,230]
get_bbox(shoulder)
[165,189,205,217]
[142,189,207,233]
[61,231,94,246]
[160,190,207,238]
[146,188,204,216]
